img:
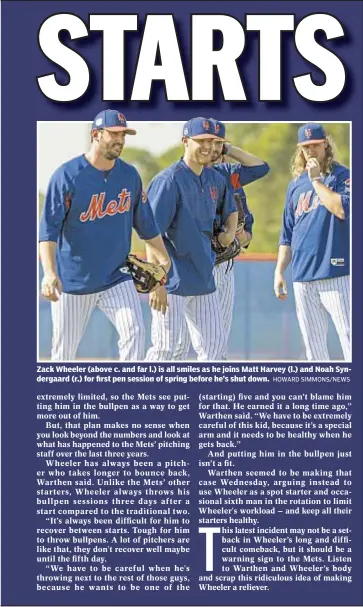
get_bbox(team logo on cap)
[304,128,312,139]
[203,120,210,130]
[214,123,220,134]
[117,112,126,124]
[183,127,189,136]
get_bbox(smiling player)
[145,117,237,361]
[39,109,170,361]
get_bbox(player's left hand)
[306,157,321,181]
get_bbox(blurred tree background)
[38,123,350,254]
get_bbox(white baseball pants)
[50,280,145,361]
[145,289,226,361]
[293,275,350,361]
[174,261,234,360]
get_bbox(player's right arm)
[39,242,63,302]
[146,175,178,235]
[132,176,171,275]
[274,183,294,300]
[39,168,70,301]
[274,246,292,299]
[145,175,178,314]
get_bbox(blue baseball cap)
[182,117,220,140]
[297,123,326,145]
[92,109,136,135]
[209,118,226,140]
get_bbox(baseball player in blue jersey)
[145,117,238,361]
[175,119,270,359]
[274,123,350,361]
[39,109,170,361]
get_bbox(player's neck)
[85,149,116,171]
[183,154,203,176]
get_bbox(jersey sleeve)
[146,175,178,235]
[132,175,160,240]
[279,182,295,246]
[228,172,255,234]
[219,181,237,225]
[228,162,270,188]
[39,168,71,242]
[243,196,254,234]
[335,167,350,219]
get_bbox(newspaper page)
[1,2,362,607]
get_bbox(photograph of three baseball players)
[39,110,350,363]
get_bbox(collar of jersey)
[82,154,119,174]
[180,157,206,181]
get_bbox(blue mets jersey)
[39,155,159,294]
[147,159,236,296]
[279,162,350,282]
[214,162,269,233]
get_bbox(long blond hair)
[291,136,336,178]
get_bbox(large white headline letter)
[294,14,345,101]
[89,15,138,101]
[132,15,188,100]
[38,14,89,101]
[247,15,295,100]
[192,16,246,100]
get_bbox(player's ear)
[91,128,101,143]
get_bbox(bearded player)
[274,123,350,361]
[175,119,270,359]
[39,109,170,361]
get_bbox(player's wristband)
[223,143,232,156]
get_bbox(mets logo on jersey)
[80,189,131,222]
[295,190,320,218]
[203,120,210,130]
[230,173,242,190]
[209,186,217,201]
[344,178,350,193]
[305,128,312,139]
